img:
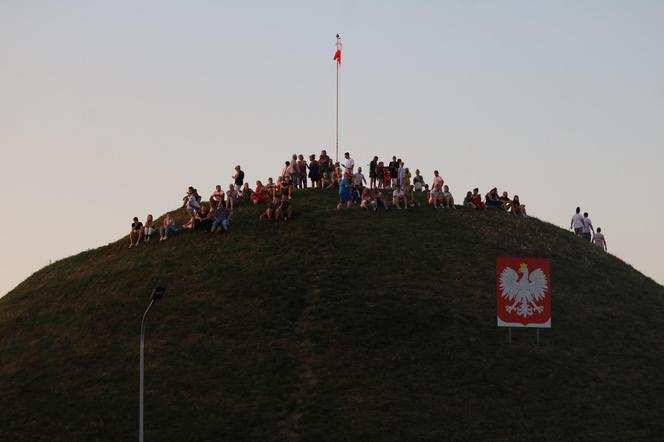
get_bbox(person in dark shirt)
[369,156,378,188]
[233,165,244,189]
[308,155,320,188]
[388,156,399,187]
[129,217,143,248]
[485,187,502,209]
[194,205,212,231]
[276,195,293,221]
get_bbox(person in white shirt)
[392,186,407,209]
[343,152,355,173]
[353,167,367,188]
[570,207,584,237]
[593,227,607,251]
[582,212,594,242]
[209,185,225,209]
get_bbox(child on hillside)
[593,227,607,251]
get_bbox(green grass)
[1,189,663,441]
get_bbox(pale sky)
[1,0,663,296]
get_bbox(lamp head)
[151,287,166,301]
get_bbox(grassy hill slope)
[1,190,663,441]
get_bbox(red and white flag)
[333,34,342,64]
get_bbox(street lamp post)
[140,287,166,442]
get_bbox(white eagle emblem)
[499,263,548,318]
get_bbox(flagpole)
[335,34,341,163]
[336,56,339,163]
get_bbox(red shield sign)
[497,257,551,328]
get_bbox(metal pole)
[508,327,512,344]
[140,299,155,442]
[536,328,540,346]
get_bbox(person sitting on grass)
[194,205,212,231]
[265,177,277,198]
[159,212,177,241]
[463,191,476,208]
[226,184,240,210]
[405,185,416,208]
[183,187,201,228]
[511,195,527,218]
[485,187,502,209]
[129,217,143,248]
[442,185,455,208]
[593,227,607,251]
[429,183,443,208]
[251,180,268,205]
[239,183,253,202]
[360,187,377,211]
[144,214,155,241]
[332,165,342,188]
[209,185,225,209]
[211,205,231,233]
[373,188,389,210]
[499,191,512,211]
[260,198,278,221]
[276,195,293,221]
[280,174,293,199]
[471,188,486,209]
[392,186,408,209]
[320,171,331,190]
[337,172,353,210]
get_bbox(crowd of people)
[127,150,607,252]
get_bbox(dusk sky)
[1,0,663,296]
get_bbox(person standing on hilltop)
[389,156,399,188]
[337,171,353,209]
[369,156,378,188]
[593,227,607,251]
[354,167,367,188]
[298,154,308,189]
[413,169,425,192]
[582,212,595,242]
[570,207,584,237]
[308,154,319,188]
[342,151,355,173]
[319,149,330,184]
[232,165,244,190]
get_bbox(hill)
[1,189,663,441]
